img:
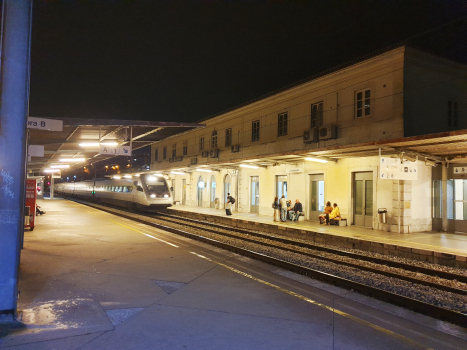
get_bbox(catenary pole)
[0,0,33,320]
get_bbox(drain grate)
[153,280,185,294]
[105,307,144,326]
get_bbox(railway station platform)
[168,205,467,268]
[1,198,466,349]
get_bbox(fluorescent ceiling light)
[100,142,118,146]
[50,164,70,169]
[44,169,60,173]
[305,157,328,163]
[113,176,121,179]
[79,142,100,147]
[134,174,140,177]
[240,164,259,169]
[60,158,85,162]
[196,168,212,173]
[171,171,186,175]
[123,175,132,178]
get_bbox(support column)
[50,177,55,199]
[442,163,448,232]
[0,0,33,319]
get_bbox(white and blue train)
[54,174,173,210]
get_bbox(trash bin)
[378,208,387,224]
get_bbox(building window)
[448,101,458,127]
[278,112,288,136]
[183,141,187,155]
[225,128,232,147]
[355,89,371,118]
[163,147,167,160]
[311,102,323,128]
[199,137,205,151]
[212,130,217,149]
[154,149,159,162]
[172,144,176,158]
[252,120,260,142]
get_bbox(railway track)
[68,198,467,326]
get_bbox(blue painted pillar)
[0,0,33,319]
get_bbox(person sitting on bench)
[290,199,304,221]
[319,201,333,224]
[328,203,341,225]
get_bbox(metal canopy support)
[0,0,33,319]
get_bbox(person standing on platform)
[279,195,287,221]
[225,193,234,216]
[273,196,280,221]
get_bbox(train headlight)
[164,194,169,198]
[150,194,156,198]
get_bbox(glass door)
[250,176,259,214]
[453,179,467,232]
[310,174,324,221]
[353,172,373,227]
[197,176,204,207]
[182,179,186,205]
[276,175,288,199]
[210,175,216,208]
[224,174,231,205]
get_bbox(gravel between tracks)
[86,202,467,314]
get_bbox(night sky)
[29,1,467,124]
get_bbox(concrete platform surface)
[1,198,466,349]
[169,205,467,258]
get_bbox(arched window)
[212,130,218,149]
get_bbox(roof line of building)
[28,117,205,128]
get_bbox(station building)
[150,46,467,234]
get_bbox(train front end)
[141,174,173,209]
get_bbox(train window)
[123,186,128,193]
[137,185,144,192]
[112,186,116,191]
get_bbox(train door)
[197,176,204,207]
[250,176,259,214]
[224,174,231,204]
[310,174,324,221]
[276,175,287,199]
[182,179,186,205]
[353,172,373,227]
[210,175,216,208]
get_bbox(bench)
[330,218,347,226]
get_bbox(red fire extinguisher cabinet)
[25,179,37,231]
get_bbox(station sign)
[28,145,44,157]
[27,117,63,132]
[98,145,132,156]
[380,157,417,180]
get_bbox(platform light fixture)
[79,141,119,147]
[44,169,60,173]
[196,168,212,173]
[113,175,121,179]
[50,164,70,169]
[239,164,259,169]
[305,157,328,163]
[171,171,186,175]
[60,158,85,162]
[123,175,132,178]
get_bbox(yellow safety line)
[112,218,434,349]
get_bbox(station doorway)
[210,175,216,208]
[276,175,287,199]
[250,176,259,214]
[353,172,373,227]
[171,179,175,200]
[182,179,186,205]
[310,174,324,221]
[197,176,204,207]
[224,174,231,204]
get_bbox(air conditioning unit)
[303,128,318,143]
[191,157,198,165]
[209,149,219,158]
[168,157,174,163]
[174,156,183,162]
[231,145,240,153]
[319,125,337,140]
[201,151,209,158]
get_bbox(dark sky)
[29,0,467,123]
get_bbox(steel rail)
[156,211,467,284]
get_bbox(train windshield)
[144,176,170,196]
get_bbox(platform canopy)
[27,118,205,173]
[158,129,467,173]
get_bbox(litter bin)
[378,208,387,224]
